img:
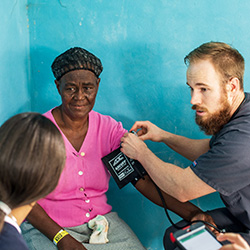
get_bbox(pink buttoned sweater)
[38,109,126,227]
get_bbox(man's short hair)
[51,47,103,81]
[184,42,245,89]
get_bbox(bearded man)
[120,42,250,249]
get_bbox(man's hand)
[120,132,148,160]
[217,233,250,250]
[130,121,164,142]
[57,234,87,250]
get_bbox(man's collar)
[230,92,246,121]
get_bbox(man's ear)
[227,77,240,100]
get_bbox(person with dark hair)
[20,47,146,250]
[21,47,208,250]
[120,41,250,249]
[0,112,66,250]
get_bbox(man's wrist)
[160,130,171,144]
[137,146,151,163]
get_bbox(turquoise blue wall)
[0,0,30,124]
[3,1,250,249]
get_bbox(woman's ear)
[96,78,101,90]
[55,80,61,95]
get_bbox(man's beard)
[192,96,231,135]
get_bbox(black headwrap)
[51,47,103,80]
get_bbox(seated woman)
[21,47,212,250]
[0,112,66,250]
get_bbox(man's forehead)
[186,60,221,84]
[187,60,214,73]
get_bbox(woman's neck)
[11,203,35,225]
[55,106,89,131]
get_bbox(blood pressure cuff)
[102,147,147,189]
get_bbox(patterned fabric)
[51,47,103,80]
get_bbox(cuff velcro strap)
[53,229,69,245]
